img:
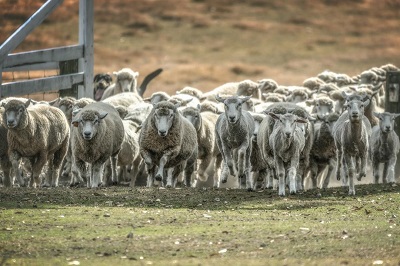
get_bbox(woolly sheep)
[143,91,171,104]
[202,79,260,102]
[268,112,309,196]
[71,102,124,188]
[1,99,70,187]
[333,95,371,195]
[257,102,314,192]
[181,106,222,188]
[305,96,335,119]
[303,77,325,91]
[176,86,203,99]
[215,95,255,190]
[286,87,310,103]
[199,100,224,114]
[139,101,198,188]
[102,92,143,108]
[257,78,279,95]
[370,112,400,184]
[100,68,139,100]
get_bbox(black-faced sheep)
[370,112,400,184]
[71,102,124,188]
[215,95,255,190]
[139,101,198,188]
[1,99,70,187]
[181,106,222,188]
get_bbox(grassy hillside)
[1,0,400,96]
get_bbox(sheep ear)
[296,117,308,124]
[72,108,81,117]
[71,115,80,127]
[363,99,370,107]
[215,94,225,103]
[372,111,380,118]
[133,71,139,78]
[393,113,400,119]
[48,98,60,106]
[113,71,118,76]
[98,112,108,120]
[305,99,314,106]
[241,96,251,103]
[341,91,349,99]
[268,112,280,120]
[174,103,181,111]
[24,99,32,108]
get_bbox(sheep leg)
[373,160,381,184]
[244,144,254,191]
[213,154,223,188]
[386,156,396,183]
[110,155,119,185]
[91,161,105,188]
[220,163,230,184]
[10,151,25,187]
[344,154,355,196]
[357,153,367,181]
[288,167,297,195]
[335,148,342,181]
[155,154,169,182]
[74,158,88,188]
[222,146,236,177]
[0,157,12,187]
[166,167,175,188]
[322,159,336,189]
[275,158,286,196]
[31,153,47,188]
[198,155,212,182]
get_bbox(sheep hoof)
[155,174,163,181]
[247,187,254,192]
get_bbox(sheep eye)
[18,108,24,113]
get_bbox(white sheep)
[71,102,125,188]
[202,80,260,102]
[370,112,400,184]
[1,99,70,187]
[100,68,139,100]
[215,95,255,190]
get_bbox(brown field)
[1,0,400,97]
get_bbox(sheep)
[286,87,310,103]
[308,112,340,189]
[333,95,371,195]
[215,95,255,190]
[143,91,171,104]
[93,73,113,101]
[267,112,309,196]
[176,86,203,100]
[1,99,70,187]
[202,79,260,102]
[303,77,325,91]
[305,96,335,119]
[0,112,11,187]
[139,101,198,188]
[257,78,279,95]
[101,91,143,109]
[181,106,222,188]
[248,112,268,190]
[257,102,314,192]
[100,68,139,100]
[199,100,224,114]
[370,112,400,184]
[71,102,124,188]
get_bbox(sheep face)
[268,112,307,139]
[216,95,250,124]
[344,98,370,122]
[2,99,30,129]
[154,106,176,137]
[374,112,400,133]
[307,98,334,119]
[181,107,201,131]
[72,111,108,140]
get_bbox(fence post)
[59,60,79,98]
[78,0,94,99]
[385,71,400,182]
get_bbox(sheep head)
[153,101,179,137]
[72,110,108,140]
[373,112,400,133]
[268,112,308,139]
[1,99,31,129]
[216,95,249,124]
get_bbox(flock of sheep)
[0,63,399,196]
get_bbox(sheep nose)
[7,119,15,125]
[84,131,91,137]
[285,132,291,138]
[386,126,391,131]
[158,130,167,137]
[228,116,236,122]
